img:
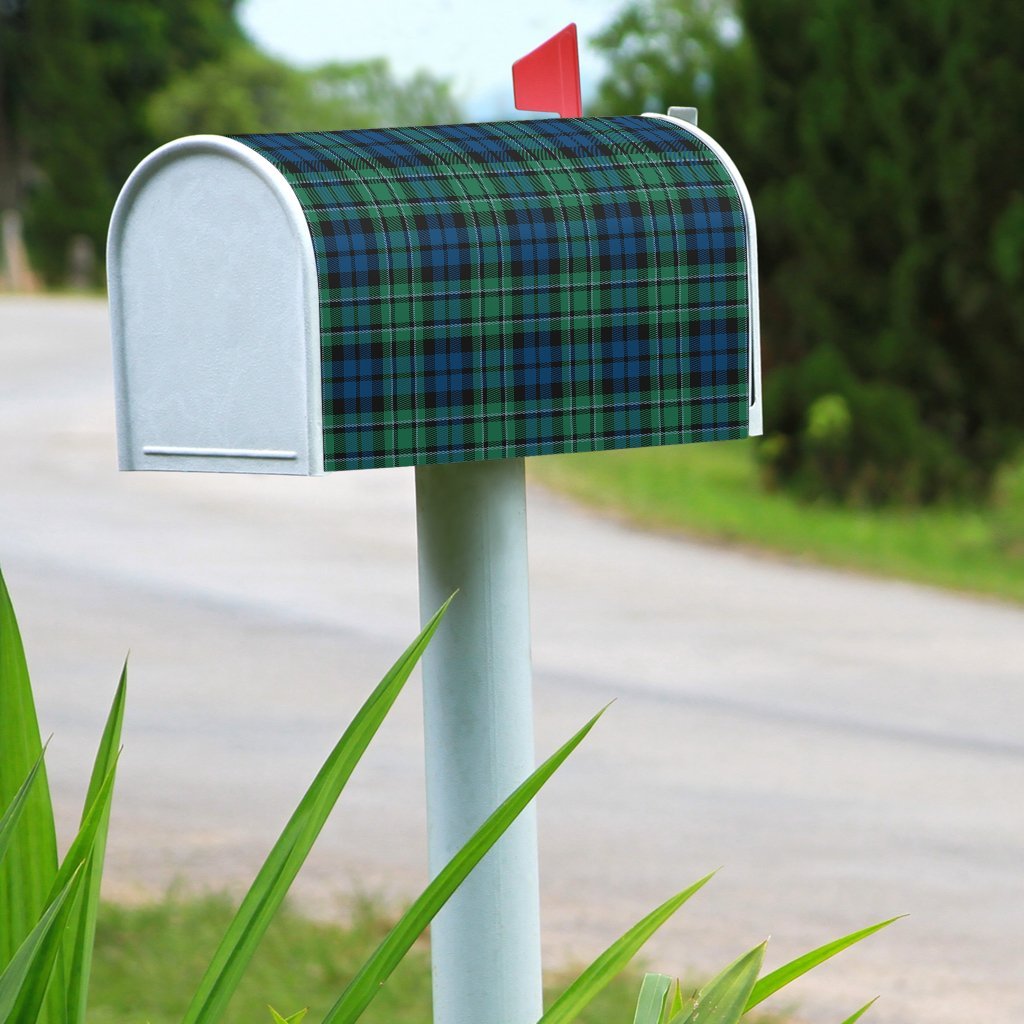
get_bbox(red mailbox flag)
[512,24,583,118]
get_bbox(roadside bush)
[991,453,1024,557]
[760,346,977,505]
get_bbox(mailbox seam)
[280,159,726,198]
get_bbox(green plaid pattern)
[234,116,753,471]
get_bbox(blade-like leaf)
[540,873,715,1024]
[321,708,607,1024]
[633,974,671,1024]
[666,980,684,1021]
[183,598,453,1024]
[0,867,85,1024]
[0,750,46,869]
[49,762,119,904]
[670,943,765,1024]
[745,918,902,1011]
[66,663,127,1024]
[0,568,59,995]
[13,762,119,1021]
[840,997,878,1024]
[269,1008,308,1024]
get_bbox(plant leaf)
[839,997,878,1024]
[0,867,85,1024]
[12,761,119,1022]
[268,1008,308,1024]
[49,762,119,905]
[321,708,607,1024]
[0,568,59,1003]
[66,663,128,1024]
[633,973,672,1024]
[669,943,765,1024]
[539,873,714,1024]
[745,918,902,1011]
[0,750,46,870]
[547,878,715,1024]
[182,598,453,1024]
[666,980,684,1021]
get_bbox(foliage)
[0,569,595,1023]
[990,451,1024,558]
[536,893,895,1024]
[593,0,1024,505]
[627,934,887,1024]
[0,566,124,1024]
[86,894,653,1024]
[85,893,890,1024]
[87,895,431,1024]
[0,1,462,286]
[2,563,897,1022]
[147,45,463,139]
[0,0,243,284]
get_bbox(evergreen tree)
[1,0,241,284]
[594,0,1024,503]
[1,1,463,287]
[146,48,463,140]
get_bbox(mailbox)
[108,113,760,476]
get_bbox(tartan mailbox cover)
[108,113,760,476]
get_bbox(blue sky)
[239,0,625,119]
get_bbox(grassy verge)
[87,895,645,1024]
[530,441,1024,604]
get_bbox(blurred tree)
[147,47,463,139]
[594,0,1024,504]
[0,1,463,287]
[1,0,242,284]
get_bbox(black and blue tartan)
[234,116,753,471]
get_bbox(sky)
[238,0,626,119]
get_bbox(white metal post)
[415,457,543,1024]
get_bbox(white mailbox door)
[108,137,322,475]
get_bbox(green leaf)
[539,873,714,1024]
[839,997,878,1024]
[669,943,765,1024]
[49,762,119,907]
[745,918,902,1011]
[66,663,127,1024]
[268,1008,308,1024]
[0,750,46,870]
[633,973,671,1024]
[666,980,684,1021]
[0,568,59,994]
[12,761,119,1023]
[0,867,85,1024]
[182,598,453,1024]
[321,708,607,1024]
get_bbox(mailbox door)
[108,137,323,475]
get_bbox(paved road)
[1,297,1022,1023]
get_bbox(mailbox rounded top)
[108,134,323,475]
[109,114,760,477]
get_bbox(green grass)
[530,441,1024,604]
[86,895,646,1024]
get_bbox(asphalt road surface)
[1,297,1022,1023]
